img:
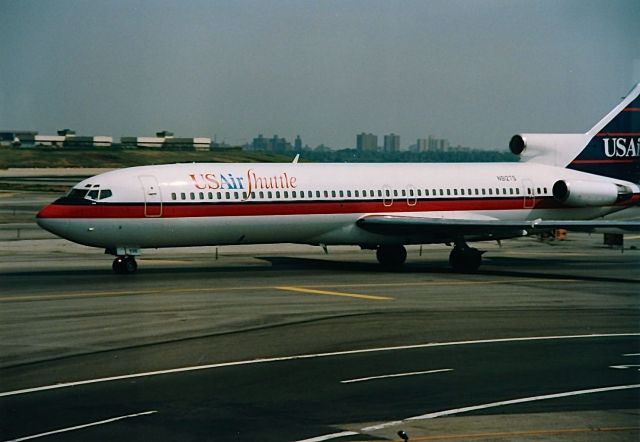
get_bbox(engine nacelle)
[552,180,632,207]
[509,133,587,166]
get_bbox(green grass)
[0,147,294,169]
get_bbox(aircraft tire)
[449,247,482,273]
[112,256,137,274]
[376,245,407,269]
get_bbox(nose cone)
[36,203,69,237]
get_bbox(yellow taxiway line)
[0,278,578,303]
[275,286,393,301]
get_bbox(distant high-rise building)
[428,135,449,151]
[416,138,428,152]
[383,133,400,152]
[357,132,378,151]
[294,135,302,151]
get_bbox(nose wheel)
[112,256,138,274]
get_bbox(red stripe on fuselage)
[38,197,567,219]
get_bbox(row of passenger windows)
[170,187,550,201]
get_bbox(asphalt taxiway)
[0,190,639,441]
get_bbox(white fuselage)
[36,162,638,251]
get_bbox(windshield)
[66,187,113,200]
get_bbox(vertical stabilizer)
[568,83,640,183]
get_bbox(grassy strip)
[0,148,294,169]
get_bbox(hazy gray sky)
[1,0,638,149]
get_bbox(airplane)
[37,84,640,274]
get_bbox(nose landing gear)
[112,256,138,274]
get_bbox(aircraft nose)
[36,203,68,236]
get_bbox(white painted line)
[405,384,640,421]
[624,353,640,356]
[610,365,640,370]
[341,368,453,384]
[295,431,359,442]
[1,333,638,398]
[356,384,640,434]
[5,410,157,441]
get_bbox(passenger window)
[208,192,213,199]
[284,191,289,198]
[292,191,297,198]
[217,192,222,199]
[482,189,486,195]
[460,189,464,196]
[268,191,273,198]
[453,189,458,196]
[199,192,204,199]
[324,191,329,197]
[488,189,492,195]
[171,192,177,201]
[347,190,352,197]
[378,190,383,197]
[401,190,406,197]
[417,189,422,196]
[276,191,281,198]
[181,192,186,200]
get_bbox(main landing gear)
[112,256,138,274]
[375,243,484,273]
[449,244,484,273]
[376,245,407,269]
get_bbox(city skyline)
[1,0,638,150]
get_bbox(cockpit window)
[68,188,89,198]
[99,189,112,199]
[66,187,113,200]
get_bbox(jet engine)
[552,180,632,207]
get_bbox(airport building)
[121,131,211,150]
[0,130,113,148]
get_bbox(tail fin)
[511,83,640,183]
[568,83,640,183]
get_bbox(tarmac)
[0,186,638,441]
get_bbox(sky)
[1,0,639,150]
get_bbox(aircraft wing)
[356,215,640,240]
